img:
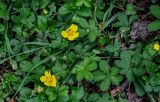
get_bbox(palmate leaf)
[59,4,72,15]
[94,61,123,91]
[20,61,33,72]
[70,87,84,101]
[99,60,110,73]
[73,58,97,81]
[147,20,160,31]
[0,4,9,20]
[150,5,160,20]
[38,15,47,31]
[100,77,111,91]
[115,50,136,82]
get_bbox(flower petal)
[73,32,79,38]
[153,43,160,51]
[40,76,47,82]
[69,24,78,32]
[44,81,51,87]
[61,31,68,38]
[45,70,51,78]
[68,36,75,41]
[51,81,56,87]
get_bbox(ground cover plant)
[0,0,160,102]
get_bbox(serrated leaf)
[59,4,72,15]
[20,61,33,72]
[100,77,111,91]
[84,71,93,80]
[88,30,100,42]
[99,60,110,73]
[144,84,153,92]
[38,16,47,31]
[76,71,84,81]
[77,7,92,17]
[0,24,5,32]
[134,82,145,97]
[86,60,97,71]
[0,4,9,20]
[129,15,138,25]
[76,0,83,6]
[150,5,160,19]
[93,71,106,81]
[39,0,51,9]
[70,87,84,101]
[84,1,91,7]
[110,75,122,86]
[78,18,89,28]
[147,20,160,31]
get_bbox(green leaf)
[88,30,100,42]
[134,82,145,97]
[126,70,135,82]
[110,75,122,86]
[20,61,33,72]
[76,0,84,6]
[87,93,100,102]
[99,60,110,73]
[76,71,84,81]
[113,13,128,27]
[144,61,157,73]
[118,13,129,27]
[89,19,96,30]
[93,71,106,81]
[144,84,153,92]
[84,0,91,7]
[39,0,51,8]
[84,71,93,80]
[129,15,138,25]
[48,93,57,101]
[0,4,8,20]
[100,77,111,91]
[150,5,160,19]
[20,87,32,97]
[0,24,5,32]
[86,60,97,71]
[147,20,160,31]
[45,88,55,96]
[106,36,121,52]
[77,7,92,17]
[38,15,47,31]
[70,87,84,101]
[20,7,31,18]
[59,4,72,15]
[78,18,89,28]
[32,56,41,65]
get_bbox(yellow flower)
[61,24,79,41]
[153,43,160,51]
[40,70,57,87]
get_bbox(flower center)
[66,29,74,36]
[48,77,53,83]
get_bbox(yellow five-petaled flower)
[40,70,57,87]
[61,24,79,41]
[153,43,160,51]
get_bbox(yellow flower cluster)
[153,43,160,51]
[61,24,79,41]
[40,70,57,87]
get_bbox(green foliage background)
[0,0,160,102]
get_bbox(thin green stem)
[0,47,43,64]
